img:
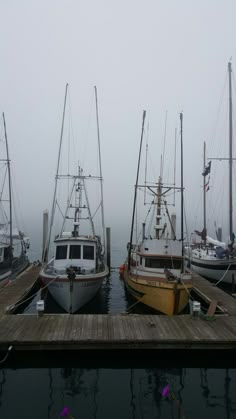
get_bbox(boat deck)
[0,267,236,363]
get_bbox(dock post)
[106,227,111,273]
[42,209,49,263]
[232,274,235,295]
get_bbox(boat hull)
[40,267,109,313]
[190,256,236,284]
[124,268,191,315]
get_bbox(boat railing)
[44,265,102,276]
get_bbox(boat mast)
[180,112,184,272]
[44,83,68,262]
[73,166,83,236]
[228,61,233,241]
[94,86,106,249]
[173,127,177,206]
[203,141,206,245]
[2,113,13,261]
[155,176,162,239]
[128,110,146,270]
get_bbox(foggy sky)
[0,0,236,260]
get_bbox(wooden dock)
[0,264,41,314]
[0,267,236,365]
[0,312,236,351]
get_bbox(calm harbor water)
[1,243,236,418]
[1,367,236,418]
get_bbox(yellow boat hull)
[124,269,192,315]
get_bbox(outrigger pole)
[94,86,106,257]
[128,110,146,271]
[43,83,69,263]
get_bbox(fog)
[0,0,235,262]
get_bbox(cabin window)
[55,245,67,260]
[69,245,81,259]
[83,245,94,260]
[145,258,182,269]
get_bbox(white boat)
[188,61,236,284]
[0,113,30,281]
[124,112,192,315]
[40,85,109,313]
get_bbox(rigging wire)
[45,83,69,263]
[208,70,228,155]
[193,71,228,236]
[81,88,94,170]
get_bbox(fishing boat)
[39,85,109,313]
[124,111,192,315]
[188,61,236,285]
[0,113,30,281]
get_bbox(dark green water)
[0,367,236,418]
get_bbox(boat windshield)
[55,244,95,261]
[55,245,67,260]
[69,245,81,259]
[83,245,95,260]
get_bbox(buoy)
[119,263,125,279]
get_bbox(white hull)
[40,267,109,313]
[190,256,236,284]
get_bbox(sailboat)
[0,113,30,281]
[188,61,236,284]
[39,85,109,313]
[123,111,192,315]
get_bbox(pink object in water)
[161,384,170,398]
[60,406,70,416]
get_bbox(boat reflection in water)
[0,367,236,418]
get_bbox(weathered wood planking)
[0,265,41,314]
[0,268,236,354]
[192,272,236,315]
[0,314,236,351]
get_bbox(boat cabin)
[53,235,97,273]
[131,238,184,273]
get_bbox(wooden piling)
[106,227,111,272]
[42,209,49,263]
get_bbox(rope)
[179,276,193,300]
[123,295,145,313]
[7,275,60,312]
[213,263,232,286]
[0,345,13,365]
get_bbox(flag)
[205,181,210,192]
[205,175,210,192]
[202,161,211,176]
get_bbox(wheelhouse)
[53,238,97,271]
